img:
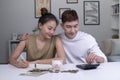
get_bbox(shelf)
[111,3,119,6]
[8,40,20,56]
[111,0,119,31]
[111,27,119,30]
[112,13,119,16]
[111,4,119,15]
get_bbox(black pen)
[35,64,36,69]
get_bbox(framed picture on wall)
[34,0,51,18]
[59,8,71,19]
[66,0,78,3]
[84,1,100,25]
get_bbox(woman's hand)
[17,60,29,68]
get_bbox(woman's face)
[39,20,57,39]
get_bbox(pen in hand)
[20,55,25,61]
[18,55,29,68]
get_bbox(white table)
[0,62,120,80]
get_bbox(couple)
[9,9,107,68]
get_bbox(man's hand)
[19,33,29,41]
[86,52,104,64]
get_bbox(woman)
[9,10,66,68]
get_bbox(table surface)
[0,62,120,80]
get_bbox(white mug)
[52,60,63,71]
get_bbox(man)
[58,10,107,64]
[21,10,107,64]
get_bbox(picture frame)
[84,1,100,25]
[66,0,78,4]
[59,8,71,19]
[34,0,51,18]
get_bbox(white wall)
[52,0,113,41]
[0,0,114,63]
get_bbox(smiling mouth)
[48,34,53,37]
[70,33,75,36]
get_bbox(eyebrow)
[66,24,78,26]
[48,26,56,30]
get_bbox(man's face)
[61,20,79,39]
